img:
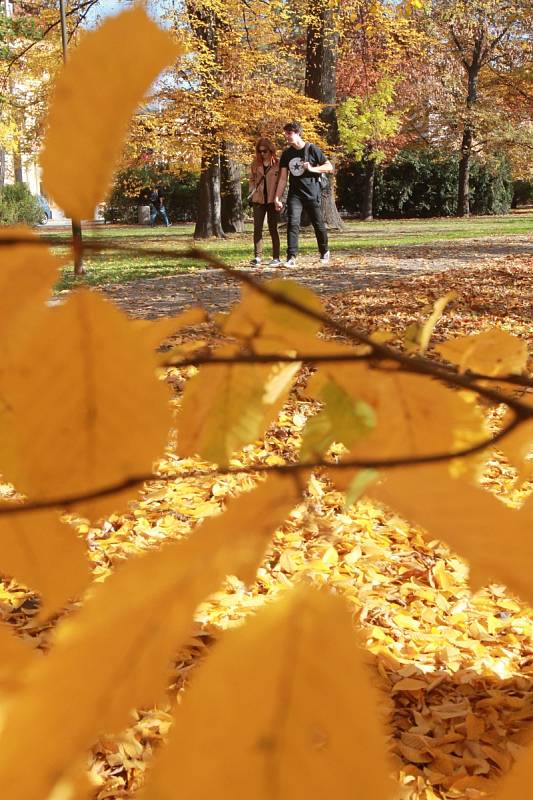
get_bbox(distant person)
[274,121,333,267]
[149,185,170,227]
[248,138,281,267]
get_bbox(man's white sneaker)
[267,258,282,267]
[249,256,261,266]
[284,256,297,268]
[320,250,330,264]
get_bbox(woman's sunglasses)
[258,148,268,153]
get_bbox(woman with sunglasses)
[248,138,281,267]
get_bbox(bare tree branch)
[6,0,100,74]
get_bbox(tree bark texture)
[457,124,473,217]
[187,0,226,238]
[305,5,344,230]
[360,156,376,221]
[455,33,482,217]
[221,143,244,233]
[194,148,225,239]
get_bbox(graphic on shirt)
[288,157,306,177]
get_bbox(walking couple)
[248,121,333,268]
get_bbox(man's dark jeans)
[286,194,328,258]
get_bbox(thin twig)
[0,411,524,517]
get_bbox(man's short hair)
[283,121,302,134]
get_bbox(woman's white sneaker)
[320,250,330,264]
[249,256,261,266]
[267,258,282,267]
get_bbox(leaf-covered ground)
[1,253,532,800]
[99,234,533,319]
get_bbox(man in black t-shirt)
[274,121,333,267]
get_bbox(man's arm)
[274,167,288,211]
[302,159,333,174]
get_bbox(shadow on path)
[100,234,533,319]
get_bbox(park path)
[101,234,533,319]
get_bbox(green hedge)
[0,183,42,226]
[105,166,199,223]
[336,149,513,217]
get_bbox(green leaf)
[300,380,375,462]
[345,469,379,507]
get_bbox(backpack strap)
[303,142,320,184]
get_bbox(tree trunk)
[305,4,344,231]
[220,142,244,233]
[14,150,23,183]
[0,149,5,187]
[456,44,481,217]
[188,0,226,239]
[360,156,376,221]
[457,125,472,217]
[194,147,225,239]
[321,176,344,228]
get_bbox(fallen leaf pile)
[0,256,531,800]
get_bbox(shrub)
[469,155,513,214]
[336,148,514,218]
[0,182,42,226]
[512,179,533,208]
[106,166,199,223]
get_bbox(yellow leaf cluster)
[41,6,181,220]
[0,8,531,800]
[142,587,394,800]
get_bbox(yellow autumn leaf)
[178,345,299,464]
[41,6,181,220]
[418,291,457,354]
[0,289,172,516]
[133,306,207,351]
[223,279,324,353]
[392,677,427,692]
[320,364,487,488]
[142,586,394,800]
[0,622,36,694]
[368,465,533,605]
[498,415,533,482]
[300,376,375,461]
[491,739,533,800]
[0,475,301,799]
[0,228,61,357]
[0,510,90,618]
[435,328,528,376]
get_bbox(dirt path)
[100,234,533,318]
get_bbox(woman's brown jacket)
[249,159,280,204]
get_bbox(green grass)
[42,211,533,291]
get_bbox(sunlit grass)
[43,211,533,290]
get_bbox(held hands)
[274,198,283,211]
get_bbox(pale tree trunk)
[0,149,5,187]
[305,4,344,230]
[221,142,244,233]
[194,148,225,239]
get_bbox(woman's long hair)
[255,138,277,167]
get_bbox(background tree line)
[0,0,531,231]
